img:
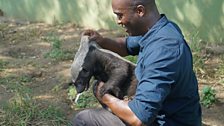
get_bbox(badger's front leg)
[99,72,127,99]
[99,84,121,98]
[92,80,108,109]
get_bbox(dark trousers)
[72,108,127,126]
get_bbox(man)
[72,0,202,125]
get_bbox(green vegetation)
[0,23,8,31]
[216,62,224,86]
[216,63,224,76]
[0,60,8,71]
[0,75,32,92]
[125,56,137,64]
[0,75,71,125]
[189,31,206,75]
[67,82,99,109]
[188,33,219,108]
[201,86,217,108]
[0,95,69,126]
[44,34,73,60]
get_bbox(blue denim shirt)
[127,15,201,126]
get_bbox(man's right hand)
[82,29,128,56]
[82,29,104,44]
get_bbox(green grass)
[125,55,137,64]
[189,39,207,75]
[0,75,71,126]
[187,29,213,77]
[215,62,224,86]
[0,95,70,126]
[216,63,224,76]
[67,84,99,109]
[0,60,8,71]
[0,23,8,30]
[187,32,220,108]
[201,86,217,108]
[44,34,73,60]
[0,75,32,93]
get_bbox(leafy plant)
[67,82,99,109]
[67,86,77,101]
[201,86,217,108]
[44,34,73,60]
[74,91,99,109]
[125,56,137,63]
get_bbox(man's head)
[111,0,159,36]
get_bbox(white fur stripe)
[71,36,90,81]
[99,48,136,66]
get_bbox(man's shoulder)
[157,22,183,41]
[148,22,186,50]
[145,32,183,51]
[153,14,184,41]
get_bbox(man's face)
[112,0,142,36]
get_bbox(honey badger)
[71,35,137,101]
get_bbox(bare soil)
[0,17,224,126]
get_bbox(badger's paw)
[100,84,121,98]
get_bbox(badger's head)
[71,36,97,93]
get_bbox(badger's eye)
[82,68,90,75]
[83,68,89,73]
[81,68,90,77]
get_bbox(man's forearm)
[100,37,128,57]
[102,94,142,126]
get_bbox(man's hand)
[82,29,104,44]
[82,29,129,56]
[92,81,142,126]
[92,80,107,108]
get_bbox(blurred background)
[0,0,223,126]
[0,0,223,42]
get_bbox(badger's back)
[93,47,138,99]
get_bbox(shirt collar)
[139,14,169,47]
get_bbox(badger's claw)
[92,80,100,97]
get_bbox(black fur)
[71,38,137,100]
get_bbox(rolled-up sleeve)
[128,41,180,125]
[126,36,141,55]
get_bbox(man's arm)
[103,94,142,126]
[82,30,129,56]
[100,37,128,57]
[96,82,142,126]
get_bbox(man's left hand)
[92,80,142,126]
[93,80,106,104]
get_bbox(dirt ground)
[0,17,224,126]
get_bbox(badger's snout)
[72,79,90,93]
[74,83,86,93]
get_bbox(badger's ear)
[89,40,101,49]
[89,44,96,52]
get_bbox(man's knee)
[72,110,91,126]
[71,108,126,126]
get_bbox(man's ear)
[136,5,145,17]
